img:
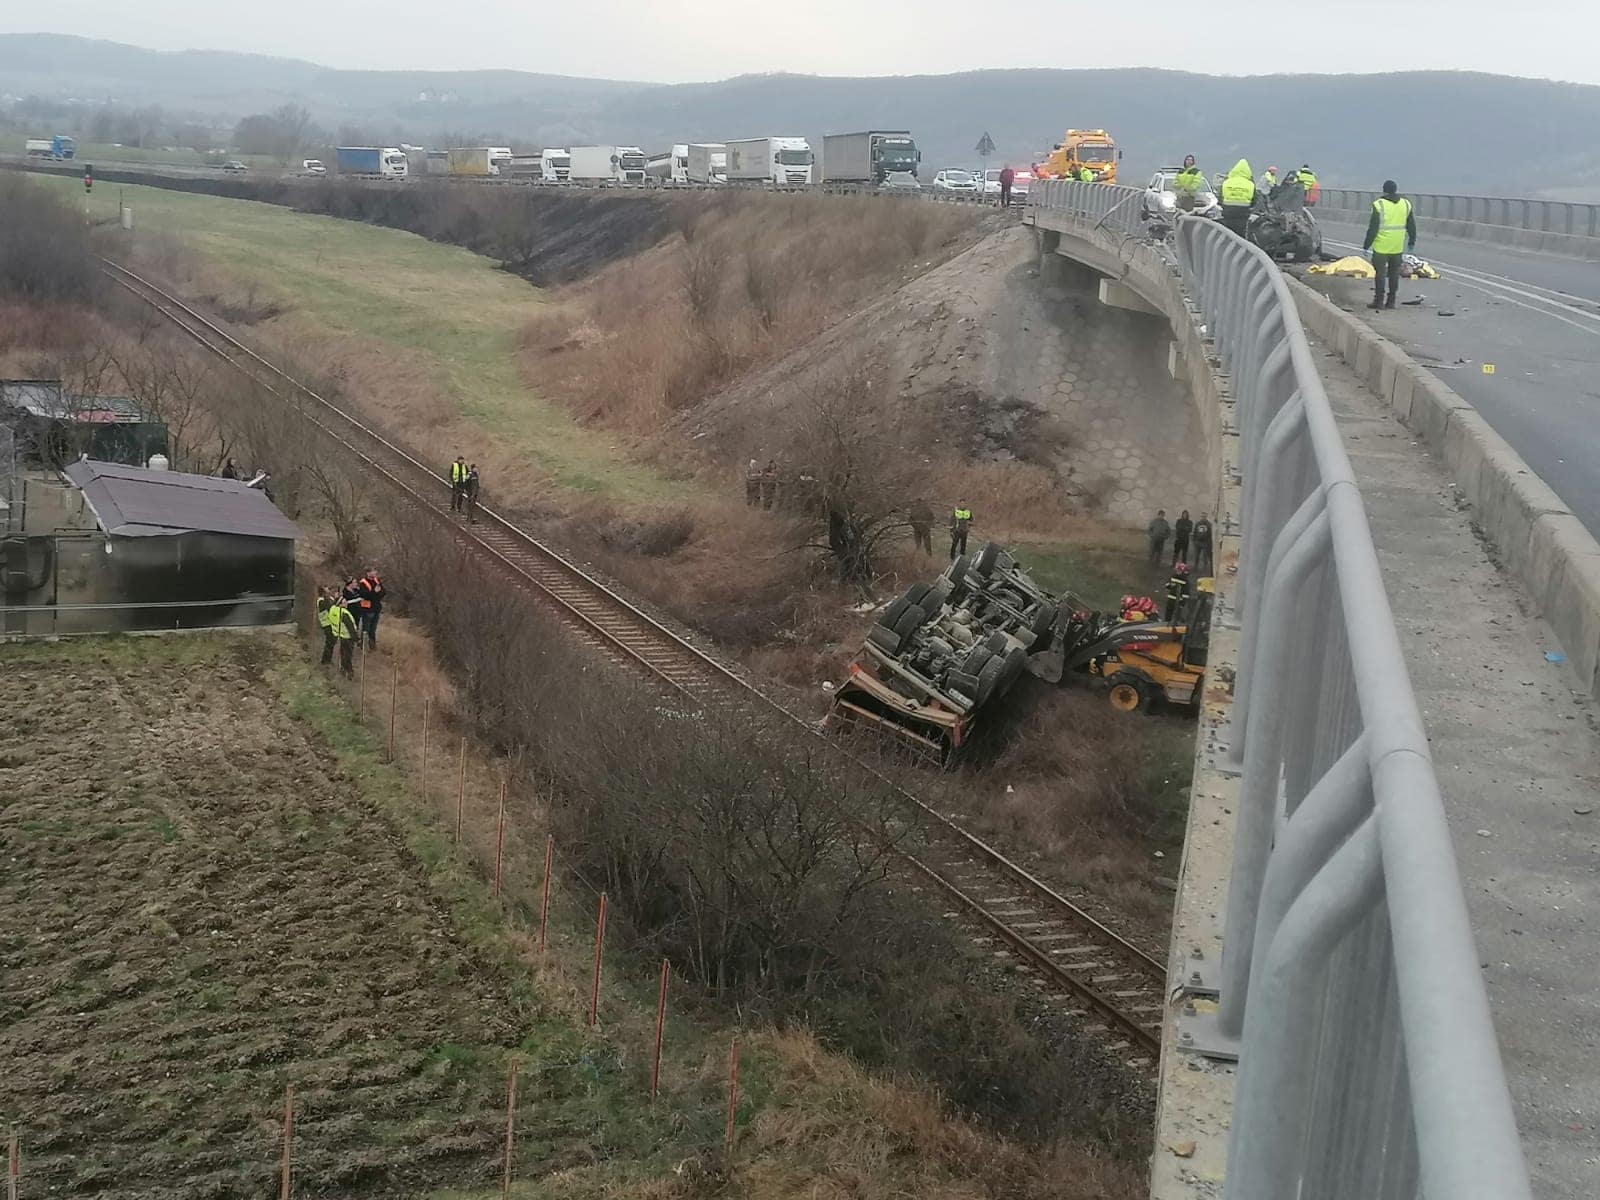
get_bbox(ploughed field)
[0,637,523,1196]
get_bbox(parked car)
[1142,167,1221,221]
[980,168,1034,201]
[301,159,327,176]
[878,171,923,194]
[932,168,981,194]
[221,160,249,174]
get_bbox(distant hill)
[4,34,1599,193]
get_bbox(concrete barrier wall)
[1315,199,1600,260]
[1292,280,1600,695]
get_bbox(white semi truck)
[687,143,727,185]
[569,145,648,185]
[539,149,571,182]
[724,136,813,187]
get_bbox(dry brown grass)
[518,193,984,438]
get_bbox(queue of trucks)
[319,128,923,188]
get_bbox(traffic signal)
[83,165,93,193]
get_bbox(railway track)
[104,257,1170,1066]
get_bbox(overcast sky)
[5,2,1595,86]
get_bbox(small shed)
[0,380,168,468]
[1,460,300,636]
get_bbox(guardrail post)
[1219,508,1332,1035]
[1226,819,1384,1195]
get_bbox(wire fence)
[1027,183,1532,1198]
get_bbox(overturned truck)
[826,541,1212,765]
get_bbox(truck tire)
[878,597,911,628]
[867,626,902,654]
[1001,646,1028,685]
[1030,603,1060,640]
[1107,671,1152,713]
[892,605,926,644]
[960,644,993,675]
[946,555,970,595]
[974,656,1007,704]
[903,582,933,608]
[984,631,1011,656]
[974,541,1000,576]
[947,670,981,702]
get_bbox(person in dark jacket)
[357,568,386,650]
[999,164,1015,207]
[464,464,481,523]
[1172,510,1193,565]
[1192,514,1214,575]
[219,458,240,479]
[1362,180,1418,310]
[1147,509,1171,564]
[1165,563,1191,624]
[908,500,934,556]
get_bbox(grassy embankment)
[29,172,677,504]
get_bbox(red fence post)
[358,646,366,716]
[455,737,466,845]
[279,1083,295,1200]
[724,1039,740,1160]
[386,663,398,760]
[650,959,669,1101]
[538,835,553,953]
[493,781,506,898]
[501,1059,519,1199]
[588,892,608,1027]
[8,1126,19,1200]
[420,698,430,797]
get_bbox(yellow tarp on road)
[1308,255,1375,278]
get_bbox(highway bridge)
[1030,181,1597,1200]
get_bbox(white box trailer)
[569,145,648,184]
[724,136,813,187]
[687,142,727,184]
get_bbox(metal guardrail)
[1028,185,1531,1198]
[1318,186,1600,238]
[1029,178,1145,235]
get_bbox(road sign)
[975,132,997,158]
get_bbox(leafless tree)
[783,370,922,592]
[114,340,232,472]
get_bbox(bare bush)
[115,339,232,472]
[0,176,101,305]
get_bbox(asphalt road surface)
[1307,216,1600,534]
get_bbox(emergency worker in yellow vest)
[1362,180,1418,310]
[950,503,973,560]
[1219,159,1256,239]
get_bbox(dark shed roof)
[63,460,302,540]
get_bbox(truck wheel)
[1107,671,1151,713]
[892,605,926,643]
[903,582,933,608]
[947,670,981,702]
[867,626,901,654]
[946,555,970,590]
[984,631,1011,656]
[1030,603,1060,640]
[960,644,993,675]
[974,541,1000,576]
[1001,646,1028,685]
[974,657,1007,704]
[878,597,911,628]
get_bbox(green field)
[30,173,682,503]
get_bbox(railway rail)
[104,257,1169,1065]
